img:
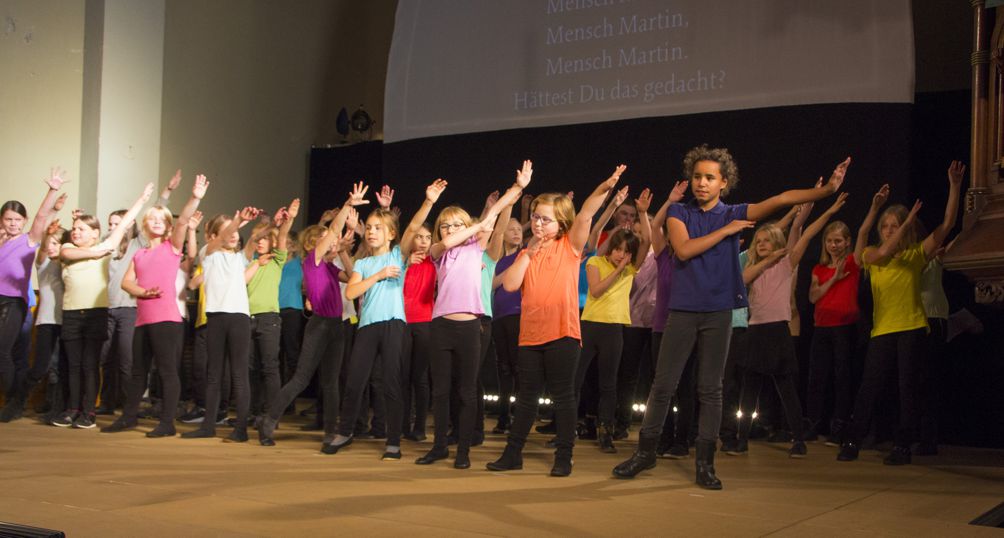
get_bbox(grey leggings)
[639,310,732,443]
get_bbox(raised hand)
[947,160,966,187]
[904,199,923,225]
[344,207,359,231]
[825,192,849,215]
[45,167,70,190]
[287,198,301,219]
[515,160,534,188]
[723,219,755,236]
[53,193,68,212]
[348,181,370,207]
[140,182,155,203]
[612,185,630,207]
[375,184,395,209]
[337,230,356,253]
[872,184,890,209]
[320,209,336,224]
[46,219,62,236]
[273,207,288,227]
[825,157,851,193]
[566,191,575,201]
[238,206,261,222]
[72,208,84,220]
[426,178,448,203]
[168,169,182,191]
[635,188,653,213]
[669,180,688,203]
[193,174,209,199]
[521,193,533,212]
[188,210,203,231]
[603,164,628,190]
[478,217,496,234]
[485,190,500,208]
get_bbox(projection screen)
[384,0,914,143]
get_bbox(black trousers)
[202,312,251,432]
[268,314,344,436]
[507,337,579,455]
[99,307,136,410]
[401,321,432,435]
[429,317,481,451]
[0,296,28,397]
[279,308,304,392]
[124,321,183,425]
[719,327,748,440]
[575,320,624,427]
[338,319,405,446]
[456,317,493,436]
[615,326,651,431]
[847,328,926,447]
[62,308,109,415]
[806,324,856,426]
[491,315,520,427]
[249,312,282,416]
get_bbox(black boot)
[611,434,658,479]
[486,442,524,471]
[695,440,722,490]
[598,424,617,453]
[550,450,573,477]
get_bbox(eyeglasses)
[530,213,555,225]
[439,222,465,231]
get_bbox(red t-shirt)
[403,256,436,323]
[812,254,861,327]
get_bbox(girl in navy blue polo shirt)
[613,145,849,489]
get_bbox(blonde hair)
[876,204,917,252]
[366,209,400,246]
[530,193,576,239]
[299,225,326,253]
[819,221,852,265]
[250,221,278,249]
[745,224,786,267]
[206,214,231,238]
[432,206,472,243]
[141,206,174,240]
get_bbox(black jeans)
[719,327,747,440]
[846,328,926,447]
[429,317,481,451]
[0,296,27,396]
[249,312,282,416]
[575,320,624,427]
[62,308,109,415]
[99,307,136,410]
[268,314,344,436]
[339,319,405,446]
[202,312,251,432]
[124,321,183,425]
[806,324,856,426]
[616,326,651,431]
[508,337,579,455]
[401,321,432,435]
[279,308,304,387]
[640,310,731,443]
[492,315,520,427]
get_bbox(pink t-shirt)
[133,241,183,326]
[748,255,793,326]
[432,236,485,319]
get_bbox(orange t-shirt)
[518,235,582,346]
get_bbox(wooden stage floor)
[1,414,1002,537]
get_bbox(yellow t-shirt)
[194,265,207,328]
[581,255,638,325]
[61,244,110,310]
[863,243,929,337]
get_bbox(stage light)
[751,411,758,420]
[672,406,678,413]
[538,398,545,405]
[736,410,743,419]
[510,396,516,403]
[543,398,552,405]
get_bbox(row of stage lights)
[481,395,760,420]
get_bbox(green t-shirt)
[481,252,498,318]
[247,248,288,315]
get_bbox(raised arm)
[206,206,260,256]
[186,211,202,262]
[96,182,154,251]
[400,178,446,259]
[480,160,533,239]
[863,199,922,266]
[28,168,71,246]
[500,238,539,292]
[790,193,847,268]
[743,247,788,285]
[314,182,369,264]
[587,185,628,253]
[668,216,754,262]
[429,217,494,260]
[633,188,652,267]
[921,161,964,260]
[486,196,515,262]
[171,174,208,252]
[276,198,300,252]
[854,183,888,265]
[571,165,626,253]
[651,181,687,256]
[747,157,849,221]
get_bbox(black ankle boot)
[146,422,177,438]
[550,451,573,477]
[695,440,722,490]
[224,427,249,443]
[454,449,471,469]
[612,434,658,479]
[486,443,524,471]
[598,424,617,454]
